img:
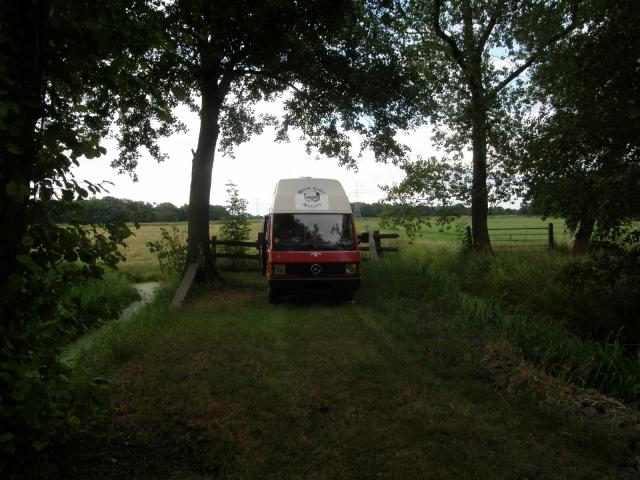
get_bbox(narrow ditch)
[119,281,160,319]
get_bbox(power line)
[352,181,362,218]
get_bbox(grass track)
[62,267,625,479]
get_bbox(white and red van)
[261,178,364,303]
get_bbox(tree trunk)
[571,214,595,255]
[0,0,47,324]
[186,84,222,279]
[470,96,493,253]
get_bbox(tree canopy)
[140,0,413,277]
[518,0,640,253]
[0,0,182,471]
[380,0,582,251]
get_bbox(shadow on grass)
[46,262,632,480]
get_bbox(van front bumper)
[268,277,361,291]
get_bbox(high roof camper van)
[261,178,365,303]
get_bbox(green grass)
[119,215,571,281]
[460,295,640,401]
[357,214,571,245]
[417,249,640,402]
[60,262,627,479]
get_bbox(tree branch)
[477,0,504,54]
[491,6,582,96]
[461,0,474,53]
[232,68,302,93]
[432,0,467,75]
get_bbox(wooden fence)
[467,223,555,250]
[210,235,262,264]
[174,231,400,306]
[209,227,400,265]
[358,227,400,260]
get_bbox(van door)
[261,215,269,276]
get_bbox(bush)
[146,226,187,276]
[1,264,138,476]
[558,244,640,345]
[58,268,140,337]
[219,182,251,271]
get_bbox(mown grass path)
[63,270,625,479]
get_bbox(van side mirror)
[358,232,369,243]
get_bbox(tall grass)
[64,277,178,381]
[63,270,140,323]
[461,297,640,401]
[364,249,640,402]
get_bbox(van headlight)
[345,263,357,274]
[274,264,286,275]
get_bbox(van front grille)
[285,263,346,276]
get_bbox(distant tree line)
[51,198,532,224]
[51,196,231,224]
[351,202,528,218]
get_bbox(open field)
[58,264,630,479]
[118,216,571,281]
[117,221,264,281]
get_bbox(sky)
[71,102,440,216]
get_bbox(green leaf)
[172,87,187,101]
[21,235,34,248]
[7,143,22,155]
[5,181,29,202]
[32,439,49,451]
[16,254,41,273]
[157,110,172,122]
[0,433,14,443]
[6,273,23,292]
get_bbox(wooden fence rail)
[359,227,400,261]
[210,227,400,265]
[210,236,261,262]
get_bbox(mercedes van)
[261,178,363,303]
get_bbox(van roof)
[272,178,352,214]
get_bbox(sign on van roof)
[272,178,352,214]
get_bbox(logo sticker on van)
[295,187,330,210]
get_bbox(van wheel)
[337,290,354,302]
[268,287,280,304]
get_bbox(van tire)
[268,287,280,304]
[336,290,354,302]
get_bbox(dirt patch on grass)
[184,287,258,313]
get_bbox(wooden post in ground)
[257,232,266,275]
[548,223,554,250]
[373,229,382,259]
[465,226,473,250]
[172,262,198,307]
[365,225,379,262]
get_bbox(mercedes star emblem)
[310,264,322,275]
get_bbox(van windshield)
[272,213,355,251]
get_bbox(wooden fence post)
[366,226,379,261]
[548,223,554,250]
[465,226,472,250]
[373,229,382,259]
